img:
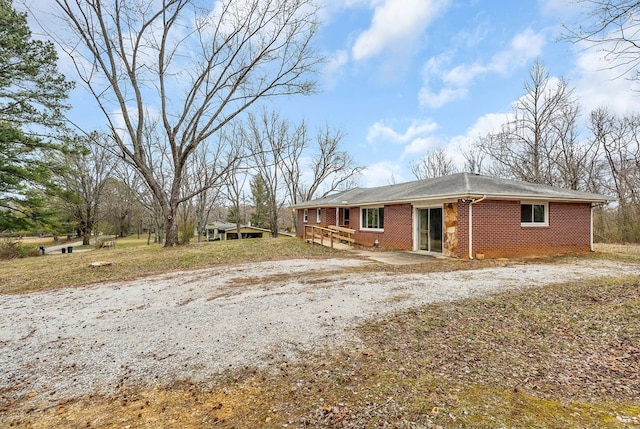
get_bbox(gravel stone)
[1,257,637,404]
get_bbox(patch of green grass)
[0,237,346,294]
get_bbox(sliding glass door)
[418,208,443,253]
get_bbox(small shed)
[205,222,269,241]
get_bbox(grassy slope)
[0,236,345,294]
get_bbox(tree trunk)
[164,206,179,247]
[270,200,279,238]
[81,214,91,245]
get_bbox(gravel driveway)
[1,257,638,405]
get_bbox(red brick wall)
[294,207,340,237]
[354,203,413,250]
[459,199,592,259]
[325,208,337,226]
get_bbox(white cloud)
[572,44,640,116]
[366,119,438,144]
[419,28,545,108]
[352,0,450,61]
[498,29,545,69]
[360,161,406,187]
[539,0,582,19]
[401,136,441,156]
[443,63,487,88]
[366,118,444,160]
[465,112,509,137]
[440,112,511,169]
[418,86,468,108]
[444,29,545,87]
[322,49,349,89]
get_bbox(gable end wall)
[459,199,591,259]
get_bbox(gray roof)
[294,173,614,208]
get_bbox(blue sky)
[23,0,640,188]
[282,0,640,187]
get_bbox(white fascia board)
[296,192,613,209]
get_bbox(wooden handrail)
[327,225,356,234]
[304,224,355,248]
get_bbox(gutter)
[468,195,487,260]
[293,193,613,210]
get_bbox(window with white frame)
[361,207,384,230]
[316,208,321,223]
[303,209,308,223]
[521,202,548,226]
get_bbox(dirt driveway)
[1,257,638,408]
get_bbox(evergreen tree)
[0,0,73,231]
[226,206,242,225]
[249,175,269,229]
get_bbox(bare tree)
[180,143,229,243]
[478,61,579,186]
[247,110,289,237]
[552,103,601,191]
[56,132,116,245]
[410,148,458,179]
[565,1,640,80]
[460,142,486,174]
[303,126,362,200]
[280,120,308,208]
[100,176,140,238]
[109,158,166,244]
[52,0,320,246]
[282,124,362,207]
[221,125,250,239]
[590,107,640,241]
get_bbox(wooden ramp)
[304,225,355,250]
[308,238,352,250]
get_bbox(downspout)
[468,195,487,259]
[336,207,339,226]
[590,204,594,252]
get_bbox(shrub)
[0,238,40,259]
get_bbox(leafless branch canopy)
[410,149,458,180]
[564,1,640,80]
[53,0,321,245]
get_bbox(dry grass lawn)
[0,236,345,294]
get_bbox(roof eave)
[293,192,614,208]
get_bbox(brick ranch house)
[294,173,613,259]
